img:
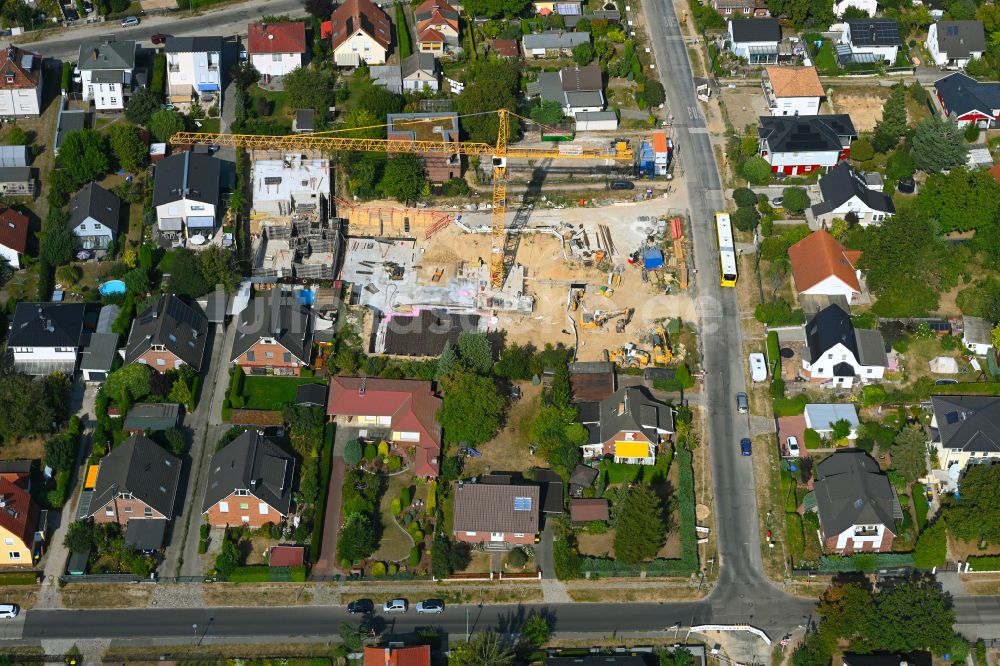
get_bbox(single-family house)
[152,151,222,238]
[387,112,460,184]
[88,435,181,541]
[123,403,181,433]
[522,30,590,58]
[293,109,315,133]
[762,66,824,116]
[713,0,769,17]
[453,481,540,546]
[728,18,780,63]
[231,288,314,376]
[326,377,442,476]
[203,430,295,528]
[534,62,604,115]
[801,304,888,388]
[414,0,460,54]
[929,395,1000,472]
[927,21,984,68]
[934,71,1000,128]
[758,114,856,175]
[68,182,121,252]
[363,646,431,666]
[401,53,438,92]
[0,466,38,567]
[961,315,993,356]
[125,294,209,372]
[804,403,860,439]
[814,450,901,553]
[810,161,895,227]
[329,0,391,66]
[80,305,119,382]
[491,39,520,58]
[789,229,863,302]
[577,386,674,464]
[533,0,582,15]
[0,45,43,117]
[832,0,876,17]
[841,20,900,64]
[9,302,88,376]
[570,498,609,524]
[53,104,87,156]
[0,205,29,269]
[249,22,307,77]
[78,38,137,111]
[164,36,223,106]
[0,166,34,197]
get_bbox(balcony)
[853,526,879,537]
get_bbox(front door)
[490,532,504,542]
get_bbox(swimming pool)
[99,279,127,296]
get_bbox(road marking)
[689,128,710,134]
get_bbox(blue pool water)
[297,288,315,306]
[99,279,127,296]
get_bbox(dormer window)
[5,75,13,84]
[234,489,249,496]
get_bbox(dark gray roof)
[123,517,167,551]
[523,30,591,50]
[453,482,540,534]
[125,294,209,370]
[295,383,328,406]
[9,302,87,349]
[804,304,857,362]
[933,21,985,59]
[152,151,221,207]
[78,39,136,70]
[68,182,121,233]
[401,52,436,78]
[578,385,674,444]
[54,108,87,152]
[0,166,31,183]
[230,288,314,365]
[963,315,991,345]
[202,430,295,516]
[758,115,856,153]
[814,450,900,536]
[729,18,780,43]
[163,36,223,53]
[855,329,888,368]
[561,63,602,91]
[90,435,181,519]
[931,395,1000,453]
[123,403,181,431]
[812,162,895,216]
[80,332,119,372]
[295,108,315,131]
[846,19,901,46]
[934,72,1000,118]
[380,309,480,357]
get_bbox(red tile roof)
[0,473,38,552]
[570,498,609,523]
[0,45,41,90]
[269,545,305,567]
[363,645,431,666]
[414,0,458,21]
[418,27,446,43]
[789,229,862,294]
[491,39,519,57]
[247,22,307,55]
[329,0,391,51]
[416,6,459,38]
[0,206,29,254]
[327,378,442,476]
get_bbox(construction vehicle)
[652,323,673,365]
[431,268,444,282]
[169,110,632,289]
[609,343,651,368]
[615,307,635,333]
[568,287,585,311]
[385,262,405,280]
[580,308,633,330]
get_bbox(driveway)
[313,425,349,577]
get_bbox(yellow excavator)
[608,343,651,368]
[579,308,634,331]
[652,323,673,365]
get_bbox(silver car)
[382,598,408,613]
[416,599,445,614]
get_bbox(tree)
[457,332,493,373]
[344,439,363,465]
[167,379,192,407]
[304,0,331,18]
[437,370,505,445]
[148,109,185,144]
[872,84,907,153]
[916,167,1000,233]
[378,154,425,202]
[992,322,1000,351]
[338,621,365,652]
[108,124,147,173]
[733,187,757,208]
[337,514,376,562]
[741,156,772,185]
[530,99,565,126]
[850,137,875,162]
[40,222,78,266]
[0,372,70,440]
[356,84,404,119]
[495,343,531,380]
[460,0,529,17]
[506,546,527,568]
[830,418,853,440]
[283,66,337,115]
[449,632,515,666]
[944,463,1000,544]
[435,341,459,380]
[57,130,109,186]
[913,519,947,568]
[732,206,760,232]
[782,186,810,214]
[643,80,666,107]
[163,427,186,456]
[890,423,928,483]
[104,364,152,407]
[572,41,594,65]
[125,86,162,125]
[863,580,955,655]
[520,613,550,646]
[612,485,665,564]
[64,520,95,553]
[912,117,968,172]
[457,61,521,144]
[885,148,915,182]
[45,433,76,471]
[198,245,241,293]
[123,266,151,295]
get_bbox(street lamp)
[192,623,198,645]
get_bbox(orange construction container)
[670,217,683,240]
[84,465,99,490]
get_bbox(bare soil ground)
[577,531,616,558]
[203,583,314,607]
[828,87,891,132]
[464,381,542,477]
[960,575,1000,595]
[719,85,770,132]
[0,586,37,609]
[949,537,1000,562]
[61,583,154,609]
[568,584,708,602]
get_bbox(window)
[191,205,204,211]
[259,503,269,515]
[465,531,477,537]
[219,501,229,512]
[827,353,833,359]
[110,97,117,105]
[156,358,166,366]
[234,489,249,496]
[867,368,874,374]
[283,352,291,363]
[144,507,153,517]
[272,53,282,61]
[239,503,249,510]
[106,506,114,516]
[8,552,20,560]
[3,538,12,547]
[247,350,255,362]
[265,351,274,359]
[513,533,525,538]
[241,515,250,523]
[79,223,87,230]
[124,506,133,513]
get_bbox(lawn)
[241,376,327,410]
[192,117,221,133]
[373,471,417,563]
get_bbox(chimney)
[92,48,99,61]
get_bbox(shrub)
[850,137,875,162]
[741,156,772,185]
[391,498,402,516]
[733,187,757,208]
[766,331,780,367]
[861,384,887,407]
[399,486,411,506]
[964,122,980,142]
[409,546,421,567]
[507,547,528,568]
[804,428,821,449]
[363,443,377,460]
[733,206,760,232]
[370,561,387,576]
[754,299,805,326]
[344,439,362,465]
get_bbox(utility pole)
[466,607,470,641]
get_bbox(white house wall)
[833,0,876,17]
[834,524,885,550]
[333,31,387,65]
[770,95,821,116]
[800,274,859,300]
[0,243,19,269]
[251,52,303,77]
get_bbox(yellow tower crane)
[170,109,633,288]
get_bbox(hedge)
[227,565,307,582]
[816,553,914,572]
[967,555,1000,572]
[913,491,929,530]
[0,572,37,585]
[785,512,805,564]
[395,4,412,59]
[766,331,780,373]
[60,62,71,92]
[309,424,336,565]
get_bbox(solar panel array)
[513,496,533,511]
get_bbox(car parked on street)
[347,599,373,614]
[740,438,752,456]
[736,392,749,414]
[151,33,168,45]
[120,15,140,27]
[0,604,19,619]
[382,599,408,613]
[610,180,635,190]
[416,599,445,614]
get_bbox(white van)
[0,604,19,619]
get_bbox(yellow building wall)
[0,525,30,566]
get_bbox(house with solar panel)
[757,114,856,175]
[453,481,541,547]
[839,19,901,65]
[929,395,1000,474]
[727,18,780,63]
[576,386,674,465]
[926,21,984,68]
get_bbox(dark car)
[740,438,752,456]
[64,8,79,20]
[347,599,374,614]
[610,180,635,190]
[151,32,168,45]
[897,177,915,194]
